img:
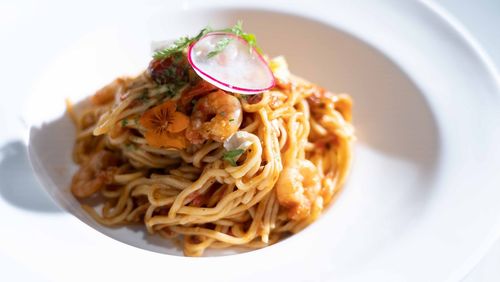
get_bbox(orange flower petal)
[164,100,177,112]
[139,100,189,149]
[144,131,186,149]
[167,112,190,133]
[139,108,157,129]
[163,134,186,149]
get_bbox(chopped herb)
[207,37,233,58]
[163,84,177,98]
[220,111,226,117]
[139,91,149,102]
[152,83,181,101]
[125,143,136,150]
[222,149,244,166]
[148,55,190,85]
[172,51,184,63]
[172,86,182,98]
[229,118,235,122]
[121,119,128,127]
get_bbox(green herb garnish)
[152,21,261,61]
[162,83,178,98]
[121,119,128,127]
[153,27,211,60]
[229,118,235,122]
[207,37,233,58]
[222,149,244,166]
[222,21,262,54]
[139,91,149,102]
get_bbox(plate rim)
[23,1,500,281]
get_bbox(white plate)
[24,0,500,281]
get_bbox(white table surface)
[0,0,499,281]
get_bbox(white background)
[0,0,499,281]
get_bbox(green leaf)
[230,20,243,36]
[121,119,128,127]
[212,21,261,56]
[222,149,244,166]
[153,27,212,60]
[242,33,256,47]
[152,21,262,61]
[207,37,233,58]
[152,37,189,60]
[193,27,213,41]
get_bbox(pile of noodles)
[68,55,354,256]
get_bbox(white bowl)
[26,1,500,281]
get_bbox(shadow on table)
[0,141,61,213]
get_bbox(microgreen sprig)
[152,21,261,60]
[153,27,211,60]
[207,37,233,58]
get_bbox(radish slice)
[187,32,275,95]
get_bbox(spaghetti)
[68,28,354,256]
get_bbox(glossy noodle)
[68,43,354,256]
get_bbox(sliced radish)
[187,32,275,95]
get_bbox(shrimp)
[178,80,217,112]
[186,90,243,144]
[276,159,321,220]
[307,87,353,122]
[71,150,120,198]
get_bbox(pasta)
[68,26,354,256]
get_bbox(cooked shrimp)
[307,87,353,122]
[186,90,242,143]
[71,150,120,198]
[276,159,320,220]
[178,80,217,112]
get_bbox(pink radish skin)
[187,32,275,95]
